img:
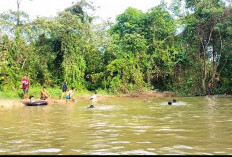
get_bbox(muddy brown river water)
[0,96,232,155]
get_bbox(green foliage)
[106,56,145,93]
[1,0,232,96]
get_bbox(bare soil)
[0,91,175,109]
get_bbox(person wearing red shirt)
[21,75,30,99]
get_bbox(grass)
[0,86,115,100]
[0,90,22,100]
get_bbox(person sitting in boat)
[40,87,50,100]
[29,95,34,103]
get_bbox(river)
[0,96,232,155]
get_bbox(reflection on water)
[0,96,232,155]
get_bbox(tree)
[181,0,229,94]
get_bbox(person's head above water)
[87,105,94,108]
[173,99,176,103]
[168,101,172,105]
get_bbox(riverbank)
[0,91,175,109]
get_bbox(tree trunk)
[16,0,21,26]
[202,50,207,93]
[209,33,217,92]
[199,23,216,95]
[212,36,216,81]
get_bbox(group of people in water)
[168,99,176,105]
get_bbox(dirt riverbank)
[0,91,175,109]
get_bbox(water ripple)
[173,145,193,149]
[137,141,152,144]
[111,141,130,144]
[112,146,124,150]
[214,152,225,154]
[89,122,107,127]
[101,129,118,133]
[7,140,23,144]
[94,106,115,110]
[91,152,119,155]
[147,148,155,151]
[110,125,126,128]
[160,102,187,106]
[156,128,186,132]
[72,149,81,152]
[129,129,146,133]
[130,126,152,129]
[32,148,61,153]
[56,138,66,140]
[121,149,156,155]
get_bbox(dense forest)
[0,0,232,96]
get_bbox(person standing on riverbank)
[61,81,68,99]
[207,81,213,96]
[20,75,30,100]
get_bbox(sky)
[0,0,172,23]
